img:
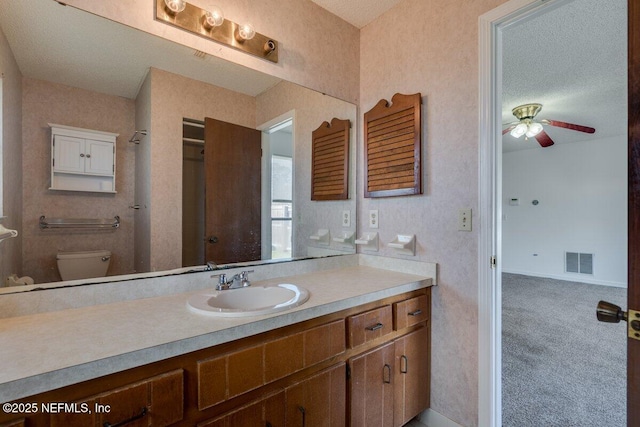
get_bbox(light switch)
[459,208,472,231]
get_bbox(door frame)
[258,110,296,260]
[478,1,582,426]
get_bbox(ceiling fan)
[503,103,595,147]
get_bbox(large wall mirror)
[0,0,356,293]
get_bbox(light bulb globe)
[510,123,527,138]
[204,6,224,28]
[164,0,186,14]
[238,23,256,40]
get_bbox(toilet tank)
[56,250,111,281]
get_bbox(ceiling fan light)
[510,123,528,138]
[525,122,543,138]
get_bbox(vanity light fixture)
[155,0,278,63]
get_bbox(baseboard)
[417,408,464,427]
[502,269,627,288]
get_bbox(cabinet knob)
[80,153,85,157]
[86,154,91,158]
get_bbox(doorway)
[479,0,629,425]
[181,117,262,266]
[259,114,295,261]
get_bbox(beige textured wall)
[359,0,505,425]
[145,68,256,271]
[62,0,360,104]
[0,27,23,285]
[256,81,357,257]
[21,78,136,283]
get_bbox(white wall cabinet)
[49,124,118,193]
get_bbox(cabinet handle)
[365,322,384,331]
[266,423,273,427]
[383,363,391,384]
[297,405,306,427]
[86,154,91,158]
[103,406,147,427]
[400,355,408,374]
[408,309,423,316]
[80,153,85,157]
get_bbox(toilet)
[56,250,111,281]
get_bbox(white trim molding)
[477,1,572,426]
[418,408,465,427]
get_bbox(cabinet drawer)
[393,294,429,330]
[347,305,393,348]
[49,369,184,427]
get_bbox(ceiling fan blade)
[535,130,555,147]
[502,125,516,135]
[543,119,595,134]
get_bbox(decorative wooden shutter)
[364,93,422,198]
[311,118,350,200]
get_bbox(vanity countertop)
[0,264,433,403]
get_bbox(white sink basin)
[187,284,310,317]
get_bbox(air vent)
[565,252,593,275]
[193,50,207,59]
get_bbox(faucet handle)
[240,270,253,287]
[211,273,229,290]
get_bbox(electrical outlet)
[369,210,379,229]
[459,208,472,231]
[342,210,351,227]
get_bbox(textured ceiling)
[310,0,402,28]
[502,0,627,152]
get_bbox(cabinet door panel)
[393,327,429,427]
[198,391,285,427]
[53,135,84,173]
[85,139,114,175]
[265,332,304,383]
[349,342,394,427]
[285,363,346,427]
[304,319,345,366]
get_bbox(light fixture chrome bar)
[155,0,278,63]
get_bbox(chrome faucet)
[212,270,253,290]
[205,261,218,271]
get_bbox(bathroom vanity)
[0,256,434,427]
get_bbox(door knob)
[598,301,640,341]
[596,300,628,323]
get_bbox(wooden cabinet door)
[348,342,394,427]
[393,327,429,427]
[285,363,346,427]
